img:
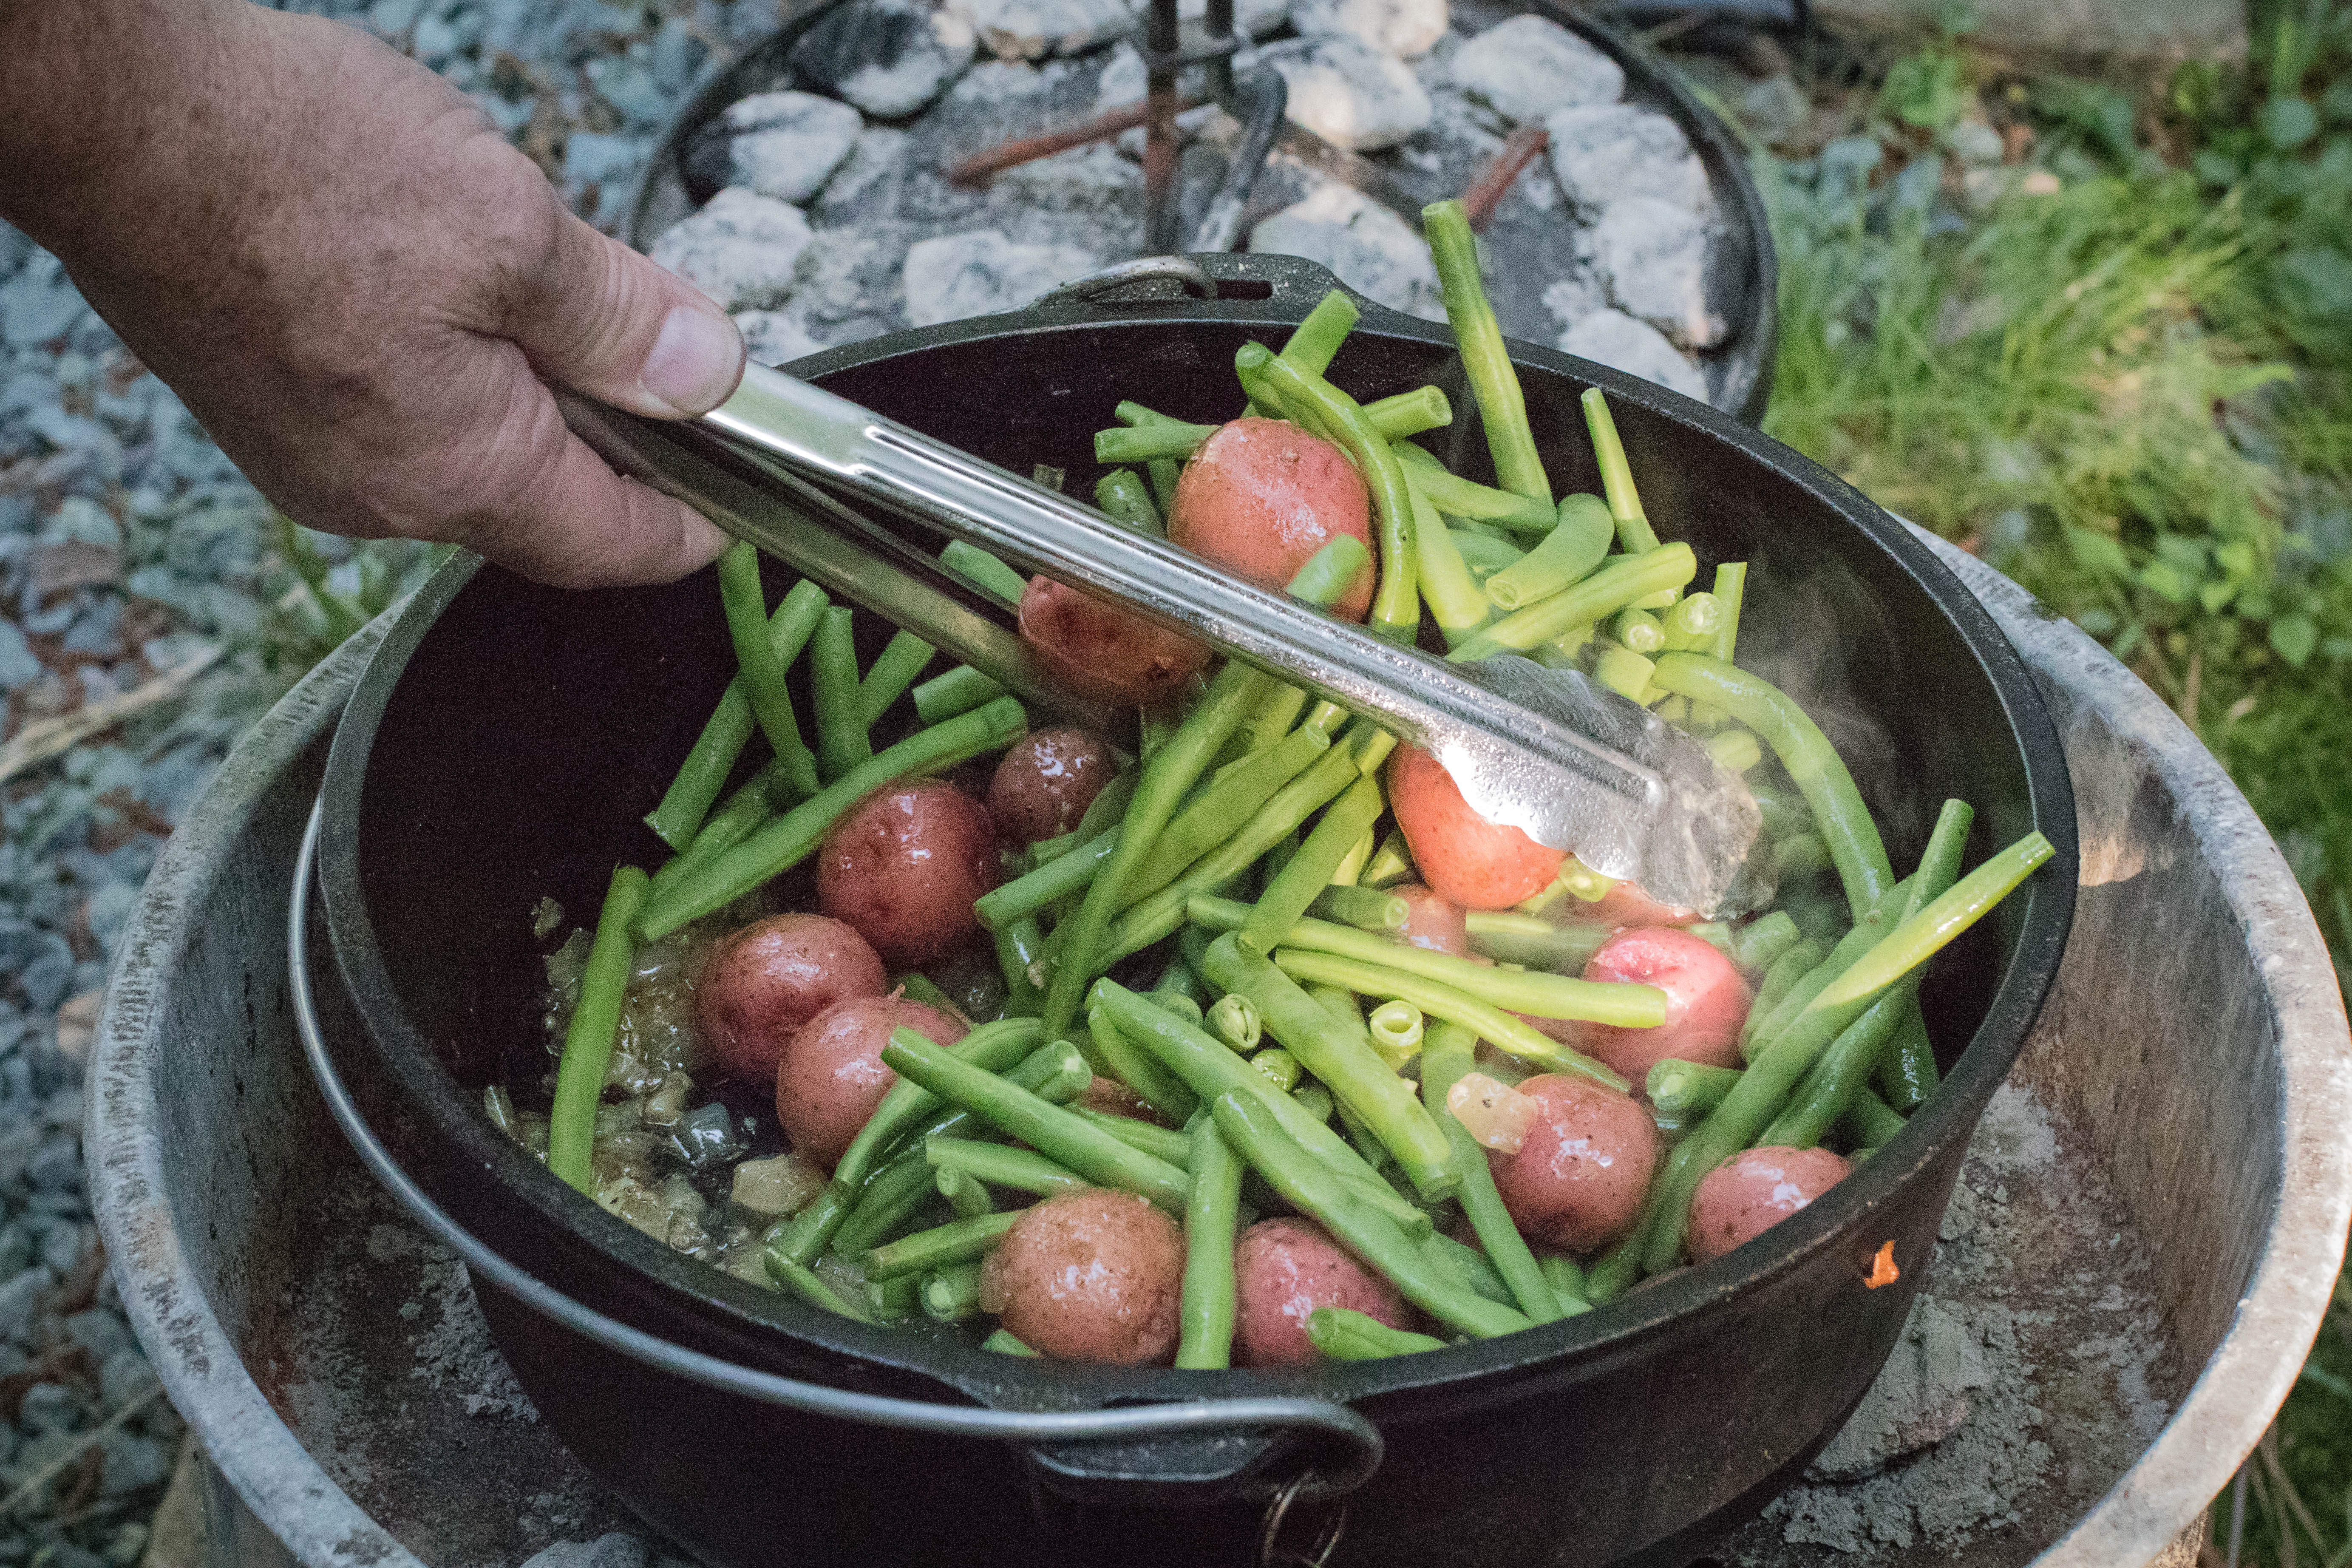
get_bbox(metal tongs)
[561,364,1762,915]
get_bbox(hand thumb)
[505,205,745,418]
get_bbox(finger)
[476,425,730,589]
[502,201,745,420]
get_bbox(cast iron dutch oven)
[311,254,2074,1568]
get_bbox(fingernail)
[640,304,742,415]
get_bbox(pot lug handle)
[1027,252,1380,322]
[288,797,1384,1509]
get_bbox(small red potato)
[1232,1217,1409,1367]
[987,726,1114,844]
[1576,928,1752,1082]
[1389,882,1470,957]
[1578,873,1700,930]
[774,995,967,1170]
[1167,418,1376,622]
[1488,1074,1660,1252]
[816,781,999,968]
[694,913,886,1085]
[1386,745,1566,910]
[1687,1146,1852,1264]
[1017,576,1210,710]
[980,1189,1185,1364]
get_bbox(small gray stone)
[0,252,89,350]
[719,91,863,204]
[521,1533,654,1568]
[812,128,910,225]
[0,1265,51,1343]
[948,59,1055,102]
[790,223,921,339]
[1265,37,1431,151]
[99,1346,161,1413]
[731,311,825,367]
[65,1307,131,1363]
[562,131,650,189]
[648,189,816,312]
[1539,270,1607,328]
[1556,309,1707,403]
[1289,0,1446,57]
[1449,14,1621,122]
[948,0,1134,59]
[1584,195,1718,349]
[99,1431,172,1496]
[791,0,974,117]
[20,1378,84,1433]
[1947,120,2006,167]
[1248,182,1443,320]
[1178,0,1289,37]
[0,618,39,691]
[1546,102,1708,215]
[901,230,1099,328]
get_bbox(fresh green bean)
[882,1030,1191,1211]
[1096,422,1216,465]
[1814,833,2052,1009]
[1591,644,1655,703]
[1251,1047,1302,1091]
[922,1262,986,1321]
[639,697,1029,937]
[1093,467,1165,534]
[1582,1231,1641,1304]
[1649,653,1896,920]
[935,1164,995,1221]
[1842,1087,1909,1149]
[1199,933,1457,1201]
[1087,1003,1199,1123]
[1420,1228,1514,1306]
[1423,1023,1563,1321]
[1774,833,1831,879]
[1580,389,1658,554]
[1269,948,1631,1089]
[1741,885,1907,1060]
[1425,199,1549,505]
[1151,989,1205,1026]
[1538,1254,1591,1315]
[893,972,959,1016]
[1449,544,1697,661]
[1307,883,1408,932]
[1366,999,1423,1066]
[983,1327,1038,1355]
[717,542,822,798]
[941,540,1028,607]
[836,1020,1051,1189]
[547,867,649,1194]
[926,1137,1088,1198]
[1462,910,1614,972]
[764,1248,877,1323]
[1363,385,1453,439]
[1242,682,1313,757]
[1279,290,1360,380]
[833,1149,944,1258]
[911,664,1008,725]
[1711,562,1747,664]
[1706,730,1764,774]
[1647,1058,1741,1120]
[1398,459,1555,533]
[994,916,1048,1015]
[1306,1307,1448,1360]
[1661,591,1723,651]
[1240,774,1387,956]
[1483,494,1615,611]
[1071,1109,1195,1167]
[1207,992,1261,1052]
[1281,534,1374,620]
[1448,528,1525,577]
[810,606,870,782]
[1613,608,1667,656]
[865,1209,1023,1280]
[1391,443,1491,645]
[1240,911,1665,1026]
[977,825,1120,933]
[1361,827,1414,889]
[863,1272,919,1319]
[645,757,794,907]
[1745,937,1829,1036]
[646,578,829,850]
[1177,1115,1245,1368]
[858,630,935,726]
[1878,1001,1938,1111]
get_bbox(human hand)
[0,0,741,587]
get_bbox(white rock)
[648,188,816,312]
[720,91,864,203]
[790,0,975,118]
[1585,195,1718,348]
[1546,102,1709,215]
[1449,14,1621,122]
[902,230,1101,327]
[948,0,1135,60]
[1266,37,1432,151]
[733,310,826,367]
[1179,0,1292,38]
[1556,309,1707,402]
[1540,271,1607,327]
[950,60,1055,100]
[998,142,1142,206]
[812,127,910,224]
[1290,0,1447,58]
[1248,183,1443,320]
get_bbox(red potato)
[816,781,999,968]
[1166,418,1376,622]
[1564,865,1700,930]
[980,1189,1185,1364]
[1232,1217,1410,1367]
[1576,928,1752,1083]
[1687,1146,1852,1264]
[1389,882,1470,957]
[987,726,1113,844]
[774,995,967,1171]
[1017,576,1210,710]
[694,913,886,1085]
[1487,1074,1660,1252]
[1386,745,1567,910]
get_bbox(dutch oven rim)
[315,274,2076,1428]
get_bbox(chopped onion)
[1447,1071,1541,1154]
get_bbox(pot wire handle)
[287,797,1382,1498]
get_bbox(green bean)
[1150,989,1204,1026]
[1711,562,1747,664]
[1538,1254,1591,1315]
[926,1137,1088,1198]
[1214,1087,1527,1338]
[1842,1087,1909,1149]
[882,1030,1191,1211]
[1647,1059,1741,1121]
[1612,608,1667,656]
[1092,467,1165,535]
[1582,1231,1641,1304]
[810,606,870,782]
[1740,885,1907,1060]
[1366,999,1423,1066]
[1280,289,1361,380]
[1661,591,1722,651]
[1177,1114,1246,1368]
[1483,494,1615,611]
[717,542,823,798]
[1237,346,1420,644]
[1207,992,1261,1052]
[1251,1047,1302,1091]
[1282,534,1374,619]
[836,1020,1050,1189]
[1269,948,1631,1089]
[864,1272,919,1319]
[1306,1307,1448,1360]
[1878,1000,1938,1111]
[639,697,1029,937]
[1361,827,1414,889]
[1423,1023,1563,1321]
[764,1248,877,1323]
[1305,884,1408,932]
[1448,528,1525,577]
[1071,1109,1195,1167]
[910,664,1007,725]
[1449,544,1697,661]
[833,1149,944,1258]
[1462,910,1613,972]
[1087,1003,1199,1123]
[865,1209,1023,1281]
[1241,681,1313,757]
[977,825,1120,933]
[1244,911,1664,1026]
[1649,653,1896,920]
[1398,460,1555,533]
[994,916,1048,1015]
[1591,644,1655,703]
[941,540,1028,607]
[645,757,793,907]
[983,1327,1038,1355]
[1425,199,1549,505]
[1389,444,1491,646]
[1579,389,1658,554]
[1240,775,1387,956]
[1096,422,1216,465]
[1774,833,1831,879]
[922,1262,986,1321]
[1745,937,1828,1037]
[1363,385,1453,439]
[858,630,935,726]
[1814,833,2051,1008]
[1706,730,1763,774]
[936,1164,995,1221]
[892,972,959,1016]
[547,867,649,1194]
[774,1182,861,1268]
[1420,1229,1514,1306]
[647,578,830,850]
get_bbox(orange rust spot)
[1864,1241,1900,1289]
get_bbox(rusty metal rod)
[942,94,1206,187]
[1142,0,1183,252]
[1460,124,1550,232]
